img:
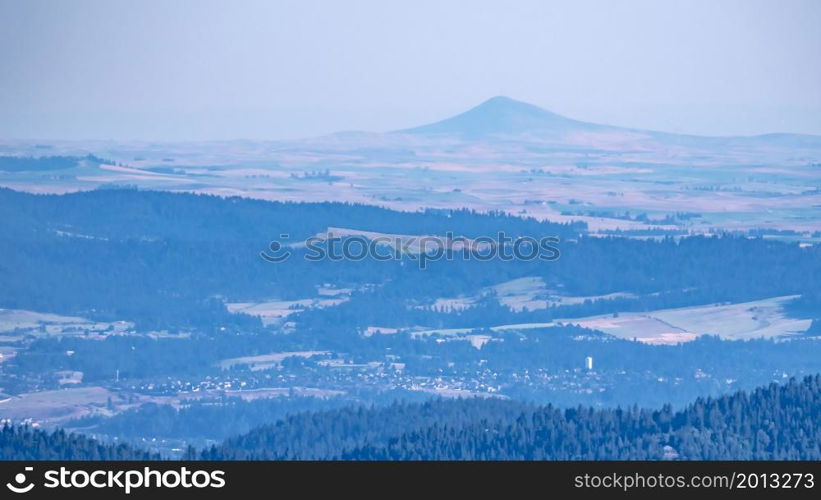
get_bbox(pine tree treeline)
[2,376,820,460]
[0,425,159,460]
[201,375,821,460]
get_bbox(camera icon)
[6,467,35,494]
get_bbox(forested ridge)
[201,375,821,460]
[1,188,818,331]
[0,425,159,460]
[3,376,820,460]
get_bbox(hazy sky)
[1,0,820,140]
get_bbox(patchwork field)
[0,383,345,426]
[422,276,637,313]
[0,386,119,424]
[217,351,331,371]
[413,295,811,346]
[561,295,811,344]
[0,308,133,337]
[226,297,348,326]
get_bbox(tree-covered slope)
[0,425,159,460]
[3,376,820,460]
[201,375,821,460]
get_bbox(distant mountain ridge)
[396,96,821,146]
[398,96,611,138]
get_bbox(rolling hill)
[398,96,612,138]
[397,96,821,149]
